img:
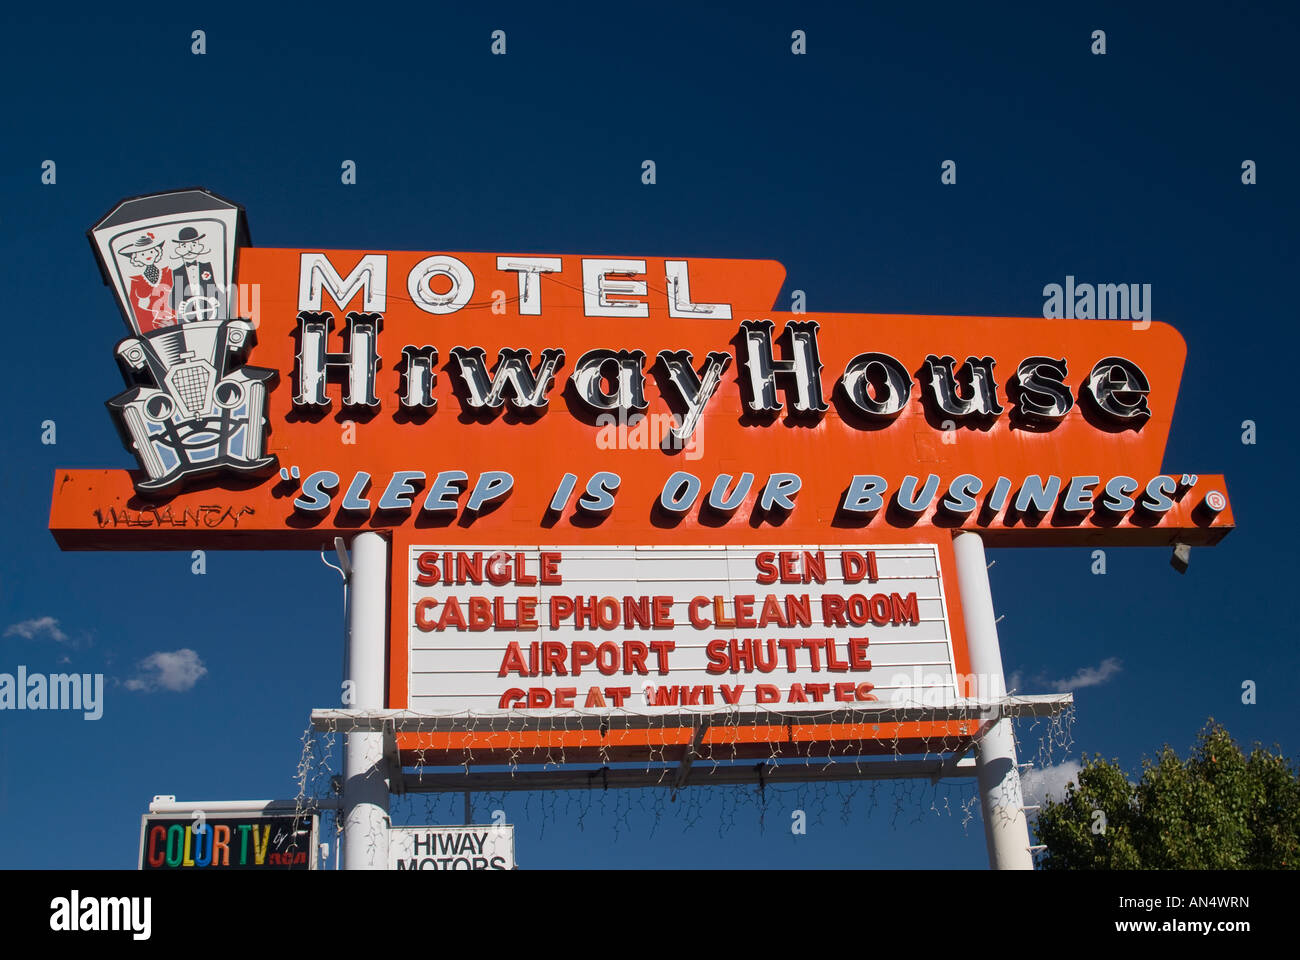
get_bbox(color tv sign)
[138,813,317,870]
[51,188,1232,762]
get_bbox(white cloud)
[125,649,208,693]
[1007,658,1121,695]
[1048,657,1122,692]
[1021,760,1082,810]
[4,616,70,644]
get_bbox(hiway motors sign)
[390,825,515,870]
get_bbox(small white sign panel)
[407,544,958,716]
[389,825,516,870]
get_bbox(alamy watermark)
[883,668,1017,707]
[595,409,702,460]
[1043,275,1150,328]
[0,666,103,719]
[50,891,150,940]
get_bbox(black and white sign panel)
[389,825,516,870]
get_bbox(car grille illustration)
[167,360,214,418]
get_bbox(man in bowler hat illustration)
[169,225,226,321]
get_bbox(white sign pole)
[953,532,1034,871]
[342,531,391,870]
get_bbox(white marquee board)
[406,544,958,717]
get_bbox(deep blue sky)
[1,3,1296,868]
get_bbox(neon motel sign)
[50,188,1232,763]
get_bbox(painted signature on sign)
[95,505,255,528]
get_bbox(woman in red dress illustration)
[116,232,176,333]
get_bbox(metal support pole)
[953,532,1034,871]
[342,531,391,870]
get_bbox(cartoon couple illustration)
[117,226,225,332]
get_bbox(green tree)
[1034,720,1300,869]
